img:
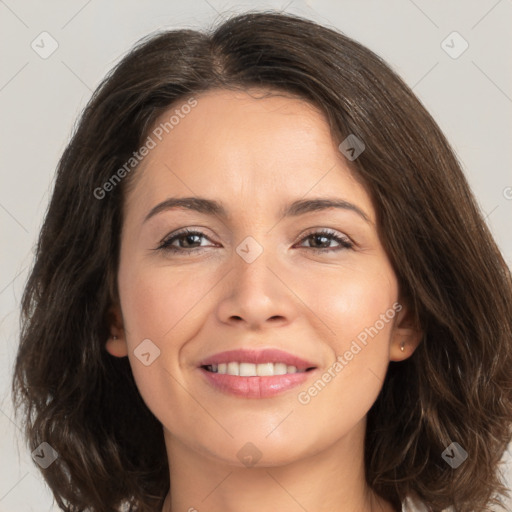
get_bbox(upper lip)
[199,349,317,371]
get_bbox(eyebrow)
[143,196,371,224]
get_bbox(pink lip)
[198,348,316,371]
[200,369,314,398]
[198,349,318,399]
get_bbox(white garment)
[402,494,455,512]
[402,495,429,511]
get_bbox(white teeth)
[273,363,287,375]
[206,362,307,376]
[239,362,256,376]
[256,362,274,376]
[227,362,239,376]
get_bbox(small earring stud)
[400,341,405,352]
[112,335,118,340]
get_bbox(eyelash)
[156,228,354,254]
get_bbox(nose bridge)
[216,234,293,327]
[233,234,278,300]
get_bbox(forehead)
[123,88,373,222]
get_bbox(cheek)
[305,263,398,347]
[293,266,398,422]
[118,262,211,343]
[117,261,214,425]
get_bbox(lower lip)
[199,367,314,398]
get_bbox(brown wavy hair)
[12,10,512,512]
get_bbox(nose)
[215,242,298,330]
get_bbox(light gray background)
[1,0,511,510]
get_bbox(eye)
[156,228,354,255]
[295,229,354,252]
[156,229,214,254]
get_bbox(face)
[107,88,420,467]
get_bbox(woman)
[12,10,512,512]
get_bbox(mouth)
[201,362,316,376]
[198,349,318,398]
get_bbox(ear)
[104,304,128,358]
[389,302,423,362]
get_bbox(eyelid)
[156,226,356,254]
[155,227,216,252]
[295,227,354,248]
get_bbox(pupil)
[314,235,327,247]
[185,234,199,247]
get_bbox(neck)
[160,417,397,512]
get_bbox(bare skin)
[106,88,422,512]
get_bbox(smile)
[202,362,314,376]
[198,348,318,398]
